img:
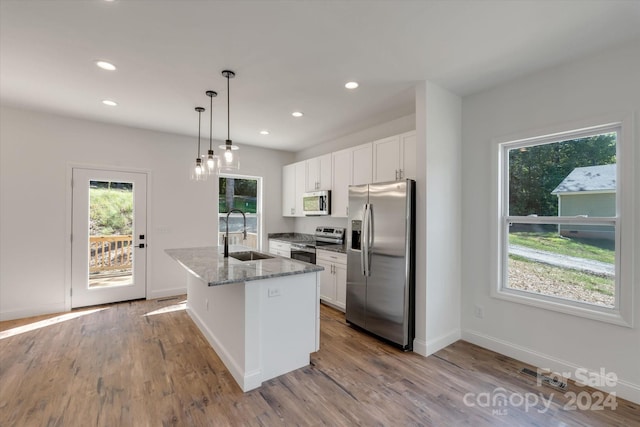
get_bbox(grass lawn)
[509,231,615,264]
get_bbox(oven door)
[290,245,316,264]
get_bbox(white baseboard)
[0,301,67,321]
[413,338,428,356]
[147,287,186,300]
[186,307,260,392]
[427,328,462,355]
[414,329,461,357]
[463,329,640,405]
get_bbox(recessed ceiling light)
[259,130,270,135]
[292,111,303,118]
[96,60,117,71]
[102,99,118,107]
[345,81,359,89]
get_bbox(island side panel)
[185,273,247,390]
[255,272,319,382]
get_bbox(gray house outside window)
[551,164,616,240]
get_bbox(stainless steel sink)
[228,251,274,261]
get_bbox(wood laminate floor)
[1,297,638,426]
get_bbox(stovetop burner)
[290,226,345,250]
[314,226,345,245]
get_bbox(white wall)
[461,40,640,403]
[414,82,462,356]
[288,93,462,358]
[294,114,416,162]
[0,106,294,320]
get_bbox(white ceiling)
[2,1,640,152]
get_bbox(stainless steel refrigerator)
[346,179,416,350]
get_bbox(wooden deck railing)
[218,232,258,249]
[90,235,133,274]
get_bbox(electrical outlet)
[268,288,281,298]
[474,304,484,319]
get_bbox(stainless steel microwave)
[303,190,330,216]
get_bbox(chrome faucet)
[224,209,247,257]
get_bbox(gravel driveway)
[508,245,615,307]
[509,245,614,277]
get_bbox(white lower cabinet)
[317,249,347,312]
[268,240,291,258]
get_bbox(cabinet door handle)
[395,169,398,180]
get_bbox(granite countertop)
[315,244,347,254]
[165,245,323,287]
[267,232,315,243]
[268,232,347,254]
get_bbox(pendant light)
[190,106,208,181]
[219,70,240,171]
[205,90,219,174]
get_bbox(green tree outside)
[89,183,133,236]
[508,133,616,216]
[219,177,257,213]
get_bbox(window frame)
[492,117,634,327]
[218,173,263,250]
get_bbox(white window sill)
[492,287,632,328]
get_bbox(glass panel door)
[72,168,147,308]
[88,180,134,288]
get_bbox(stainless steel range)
[290,226,345,264]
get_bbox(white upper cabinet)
[283,131,413,218]
[331,148,351,218]
[400,131,417,181]
[373,130,416,182]
[282,161,306,217]
[305,153,332,191]
[351,142,373,186]
[331,142,372,217]
[282,163,296,216]
[372,135,401,182]
[294,161,306,217]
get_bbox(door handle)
[362,204,369,276]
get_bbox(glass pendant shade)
[218,70,239,171]
[190,106,208,182]
[205,90,219,175]
[190,157,207,181]
[206,149,219,174]
[219,140,240,171]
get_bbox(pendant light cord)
[197,109,202,157]
[226,73,230,141]
[209,94,213,150]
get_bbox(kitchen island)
[165,246,323,392]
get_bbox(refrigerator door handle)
[362,203,369,276]
[367,203,374,253]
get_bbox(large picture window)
[497,122,632,325]
[218,174,261,250]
